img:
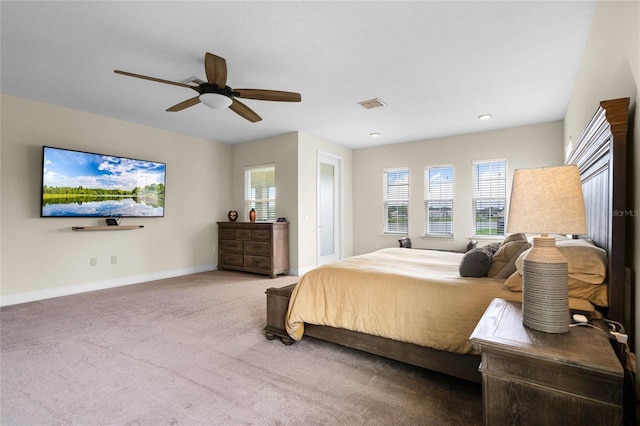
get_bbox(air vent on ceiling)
[358,98,386,109]
[182,76,204,86]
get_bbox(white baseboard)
[0,264,217,307]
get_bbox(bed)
[266,97,631,384]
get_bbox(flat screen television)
[41,146,166,217]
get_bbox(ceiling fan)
[114,52,301,123]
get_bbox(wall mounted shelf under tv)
[72,225,144,231]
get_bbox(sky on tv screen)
[43,147,165,191]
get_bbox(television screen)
[41,146,166,217]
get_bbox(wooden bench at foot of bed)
[264,284,297,346]
[264,284,482,383]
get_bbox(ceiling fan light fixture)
[199,93,232,109]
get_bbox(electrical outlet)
[111,256,117,265]
[90,258,97,267]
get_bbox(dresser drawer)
[244,255,272,270]
[236,229,252,240]
[481,350,621,404]
[244,241,271,255]
[253,229,271,240]
[219,253,243,267]
[219,228,235,240]
[220,240,243,253]
[483,373,621,425]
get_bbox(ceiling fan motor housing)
[196,83,237,98]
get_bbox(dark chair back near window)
[398,237,412,248]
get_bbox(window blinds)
[244,164,276,222]
[472,160,506,236]
[425,166,454,236]
[383,168,409,234]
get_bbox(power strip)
[610,331,628,344]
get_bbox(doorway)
[318,152,343,265]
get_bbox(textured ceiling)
[1,1,597,149]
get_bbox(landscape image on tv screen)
[41,146,166,217]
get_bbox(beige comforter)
[286,248,594,354]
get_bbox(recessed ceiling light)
[370,132,381,138]
[478,114,492,121]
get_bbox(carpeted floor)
[1,270,482,425]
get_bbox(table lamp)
[507,165,587,333]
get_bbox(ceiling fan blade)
[204,53,228,88]
[229,99,262,123]
[166,96,201,112]
[235,89,301,102]
[114,70,195,90]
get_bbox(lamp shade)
[199,93,232,109]
[507,165,587,235]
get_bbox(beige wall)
[1,94,232,304]
[564,0,639,352]
[352,121,564,255]
[297,132,354,274]
[230,131,354,275]
[230,132,300,272]
[0,96,355,303]
[564,0,639,151]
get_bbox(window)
[472,160,506,236]
[424,165,454,236]
[383,168,409,234]
[244,163,276,221]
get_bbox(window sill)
[422,234,455,240]
[472,235,505,240]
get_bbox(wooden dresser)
[217,222,289,278]
[470,298,623,425]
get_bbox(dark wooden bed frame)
[264,98,631,384]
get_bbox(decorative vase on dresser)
[217,221,289,278]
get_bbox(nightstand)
[470,298,623,425]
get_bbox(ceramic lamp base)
[522,236,570,333]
